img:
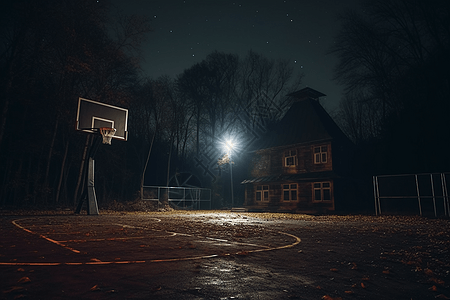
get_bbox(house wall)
[251,150,271,177]
[244,180,335,213]
[244,141,337,213]
[251,141,333,177]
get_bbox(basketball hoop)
[99,127,116,145]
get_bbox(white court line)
[59,232,177,243]
[2,218,301,266]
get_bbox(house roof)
[256,88,349,149]
[287,87,326,100]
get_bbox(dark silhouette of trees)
[174,50,302,207]
[177,51,240,156]
[0,0,150,207]
[0,2,302,209]
[237,50,302,132]
[177,50,302,158]
[131,76,178,196]
[331,0,450,174]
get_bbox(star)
[111,0,360,111]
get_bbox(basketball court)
[0,214,300,267]
[0,212,306,299]
[1,212,450,299]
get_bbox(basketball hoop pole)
[75,97,128,215]
[75,135,102,215]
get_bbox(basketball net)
[99,127,116,145]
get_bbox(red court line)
[11,219,169,252]
[12,219,81,254]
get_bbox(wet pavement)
[0,212,449,299]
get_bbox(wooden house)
[241,87,354,213]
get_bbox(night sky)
[112,0,361,111]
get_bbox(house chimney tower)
[287,87,326,102]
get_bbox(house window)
[256,185,269,201]
[283,183,297,201]
[314,146,328,164]
[313,182,331,202]
[284,150,297,167]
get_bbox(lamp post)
[226,140,234,208]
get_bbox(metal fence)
[141,186,211,210]
[373,173,450,217]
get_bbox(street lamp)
[225,139,234,208]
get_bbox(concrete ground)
[0,211,449,299]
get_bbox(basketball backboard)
[76,97,128,141]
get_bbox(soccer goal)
[373,173,450,217]
[141,186,212,210]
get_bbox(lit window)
[314,146,328,164]
[283,183,297,201]
[256,185,269,201]
[284,149,297,167]
[313,182,331,202]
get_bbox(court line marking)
[10,219,169,252]
[11,219,82,254]
[1,218,301,266]
[58,233,177,243]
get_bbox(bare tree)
[132,77,176,197]
[335,92,384,144]
[236,50,302,133]
[0,0,150,206]
[330,0,450,173]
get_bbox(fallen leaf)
[17,277,31,284]
[429,285,438,291]
[382,270,390,274]
[424,268,433,276]
[322,296,342,300]
[90,285,100,291]
[3,286,24,294]
[16,268,25,272]
[152,286,162,292]
[330,268,338,272]
[361,282,366,289]
[430,278,445,285]
[344,290,354,294]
